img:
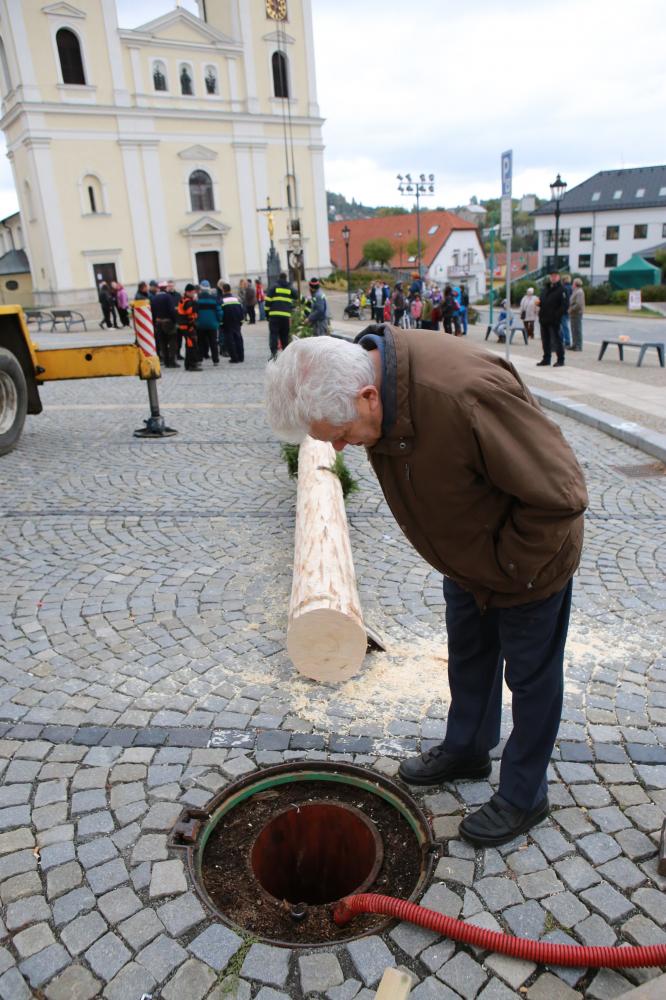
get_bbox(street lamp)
[341,224,351,305]
[550,173,567,273]
[397,172,435,282]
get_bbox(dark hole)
[250,802,382,905]
[85,353,93,361]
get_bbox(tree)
[406,238,425,258]
[361,238,394,269]
[376,206,408,217]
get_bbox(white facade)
[0,0,330,305]
[535,208,666,283]
[428,229,486,300]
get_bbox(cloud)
[1,0,664,221]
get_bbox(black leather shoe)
[398,744,491,786]
[554,360,565,367]
[536,359,550,366]
[459,793,549,847]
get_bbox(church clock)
[266,0,288,20]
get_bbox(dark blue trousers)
[442,577,573,810]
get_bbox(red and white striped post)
[132,299,157,358]
[130,299,177,439]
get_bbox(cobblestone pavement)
[1,324,665,998]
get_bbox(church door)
[195,251,220,288]
[93,262,117,292]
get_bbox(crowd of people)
[348,274,471,335]
[98,273,329,371]
[121,278,250,370]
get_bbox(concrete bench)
[598,339,665,367]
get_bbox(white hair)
[264,337,376,443]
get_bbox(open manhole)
[169,761,436,946]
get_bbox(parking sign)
[501,150,512,198]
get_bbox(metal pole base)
[134,378,178,438]
[133,416,178,439]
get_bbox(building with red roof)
[329,210,486,299]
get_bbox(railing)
[447,264,484,278]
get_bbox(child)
[410,293,422,328]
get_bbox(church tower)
[0,0,329,305]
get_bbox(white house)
[533,165,666,285]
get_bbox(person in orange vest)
[177,284,202,372]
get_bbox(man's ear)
[360,384,380,410]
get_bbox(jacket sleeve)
[469,383,588,590]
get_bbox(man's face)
[309,386,382,452]
[550,272,561,283]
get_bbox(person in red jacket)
[177,284,201,371]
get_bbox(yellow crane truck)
[0,305,175,456]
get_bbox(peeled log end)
[287,608,368,683]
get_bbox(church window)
[81,174,104,215]
[204,66,218,95]
[180,64,193,96]
[153,61,167,92]
[56,28,86,85]
[189,170,215,212]
[272,51,289,99]
[0,38,12,96]
[285,173,297,208]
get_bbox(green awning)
[608,254,661,290]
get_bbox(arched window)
[285,173,297,209]
[56,28,86,85]
[180,64,193,95]
[0,37,12,96]
[81,174,104,215]
[189,170,214,212]
[153,60,167,92]
[204,65,217,95]
[272,51,289,99]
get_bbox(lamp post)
[341,224,351,305]
[550,173,567,273]
[397,173,435,282]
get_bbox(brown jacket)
[362,327,588,609]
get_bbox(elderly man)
[265,325,588,847]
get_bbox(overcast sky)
[1,0,664,216]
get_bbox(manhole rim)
[169,760,437,948]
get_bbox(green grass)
[585,304,660,318]
[218,934,258,994]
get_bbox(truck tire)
[0,347,28,456]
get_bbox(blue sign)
[501,150,512,198]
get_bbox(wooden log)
[287,436,367,682]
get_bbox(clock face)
[266,0,287,20]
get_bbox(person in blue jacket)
[195,280,222,365]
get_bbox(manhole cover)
[613,462,666,478]
[169,762,436,946]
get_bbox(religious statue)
[153,64,166,91]
[205,69,217,95]
[180,66,193,96]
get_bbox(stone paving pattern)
[0,325,665,997]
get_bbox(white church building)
[0,0,330,305]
